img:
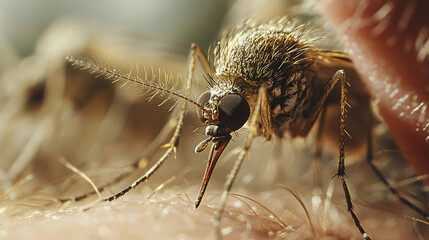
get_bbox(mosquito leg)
[191,43,213,76]
[58,115,178,203]
[104,126,179,202]
[334,70,371,240]
[294,69,344,137]
[214,87,267,240]
[101,43,208,202]
[365,116,429,219]
[299,69,370,239]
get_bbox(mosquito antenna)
[66,56,203,109]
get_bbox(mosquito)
[67,17,428,239]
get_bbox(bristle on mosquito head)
[66,56,204,110]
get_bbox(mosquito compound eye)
[218,94,250,131]
[197,91,211,122]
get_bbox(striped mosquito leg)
[334,70,371,240]
[58,116,178,203]
[105,144,177,201]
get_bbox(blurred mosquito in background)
[67,17,428,240]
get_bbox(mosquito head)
[193,83,250,208]
[196,84,250,134]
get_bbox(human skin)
[2,1,428,239]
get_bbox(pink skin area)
[1,190,414,240]
[315,0,429,184]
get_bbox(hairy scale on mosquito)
[67,17,429,240]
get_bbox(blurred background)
[0,0,427,239]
